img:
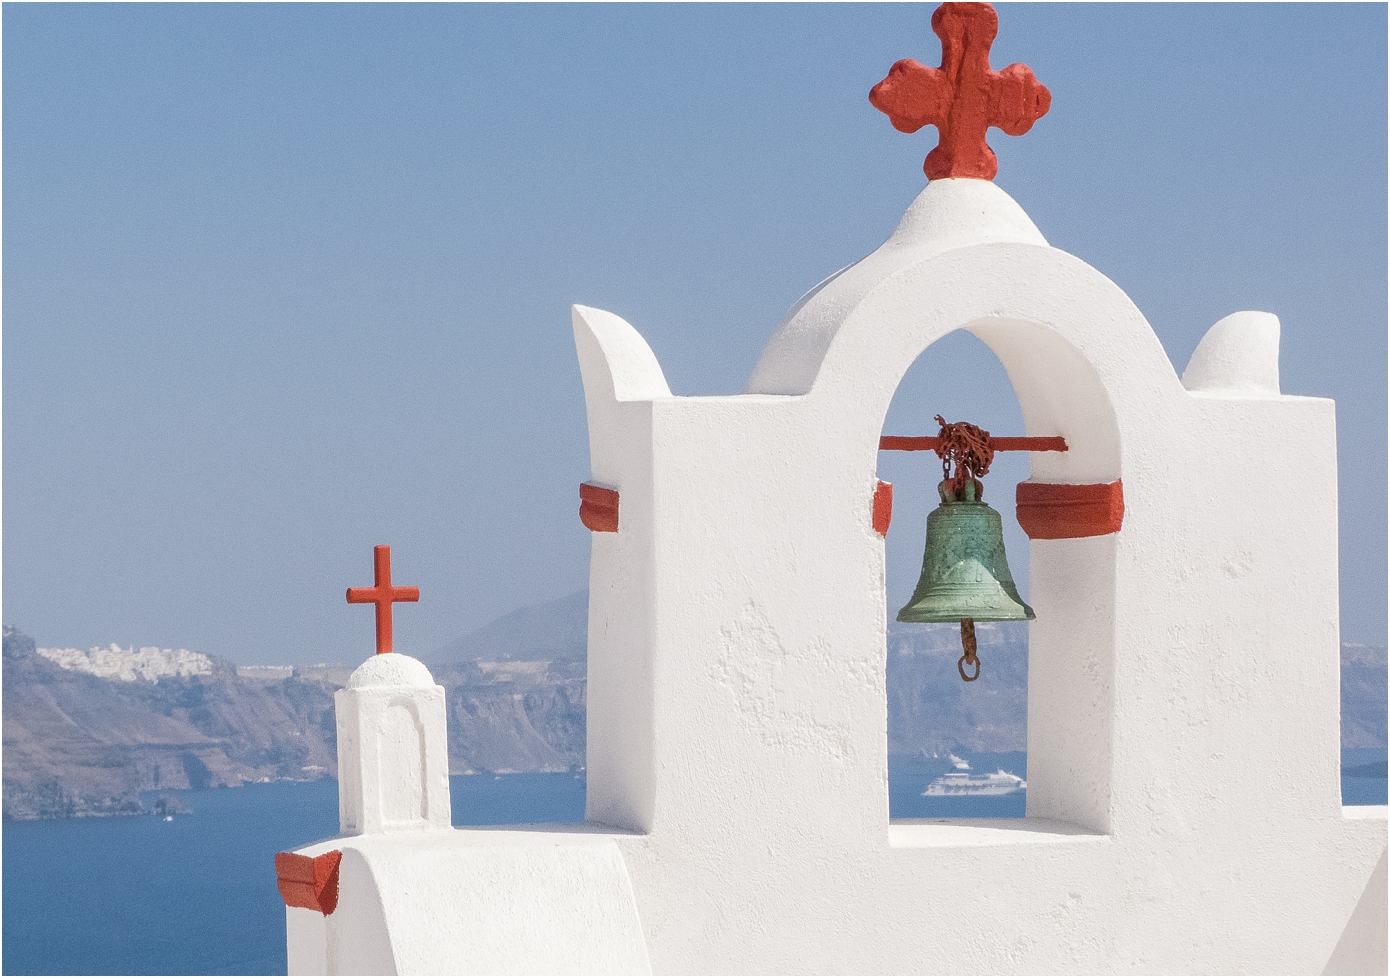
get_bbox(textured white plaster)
[572,177,1382,973]
[326,848,397,975]
[289,829,650,976]
[336,654,451,836]
[889,817,1107,847]
[347,652,436,689]
[1182,310,1282,394]
[288,177,1386,974]
[573,304,664,832]
[1322,847,1388,975]
[286,907,328,976]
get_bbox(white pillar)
[335,653,451,835]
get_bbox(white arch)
[559,177,1377,972]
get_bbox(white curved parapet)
[336,653,451,837]
[746,178,1049,397]
[573,304,672,405]
[1182,310,1282,395]
[286,828,651,976]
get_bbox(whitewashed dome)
[346,652,435,689]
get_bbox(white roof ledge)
[746,179,1049,396]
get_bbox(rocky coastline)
[4,592,1384,819]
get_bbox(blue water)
[1341,748,1388,806]
[2,775,585,976]
[889,751,1028,819]
[3,756,1384,976]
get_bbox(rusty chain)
[933,415,994,498]
[957,617,980,682]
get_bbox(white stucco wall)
[335,654,451,836]
[286,178,1385,975]
[573,178,1384,973]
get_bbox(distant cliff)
[6,593,1383,818]
[1,616,588,818]
[3,626,340,819]
[429,590,588,774]
[433,659,586,774]
[886,620,1029,754]
[1342,642,1389,749]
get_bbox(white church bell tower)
[277,5,1387,973]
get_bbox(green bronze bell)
[897,478,1035,625]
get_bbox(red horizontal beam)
[879,435,1068,453]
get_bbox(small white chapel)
[272,4,1388,974]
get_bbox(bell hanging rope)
[895,416,1035,682]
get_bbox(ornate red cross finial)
[870,2,1050,181]
[346,545,419,654]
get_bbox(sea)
[4,751,1385,976]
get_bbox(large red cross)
[346,545,419,654]
[869,2,1050,182]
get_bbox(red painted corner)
[1015,480,1124,540]
[873,481,894,536]
[275,849,342,916]
[579,483,619,533]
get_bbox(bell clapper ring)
[958,617,980,682]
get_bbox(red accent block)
[1016,481,1124,540]
[873,481,893,536]
[579,483,619,533]
[275,850,342,916]
[869,2,1050,182]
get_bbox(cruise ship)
[922,754,1026,796]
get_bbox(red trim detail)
[880,435,1067,453]
[873,481,893,536]
[275,850,342,916]
[1016,481,1124,540]
[579,483,619,533]
[869,2,1051,182]
[346,545,419,654]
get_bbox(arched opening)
[878,317,1121,834]
[881,330,1032,818]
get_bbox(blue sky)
[5,4,1386,663]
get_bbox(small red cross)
[346,545,419,654]
[870,2,1050,182]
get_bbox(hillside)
[431,589,588,665]
[3,626,340,819]
[887,619,1029,754]
[5,593,1383,818]
[1341,642,1389,749]
[426,591,589,773]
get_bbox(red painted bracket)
[1016,480,1124,539]
[873,481,893,536]
[880,435,1067,453]
[579,483,619,533]
[275,850,342,916]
